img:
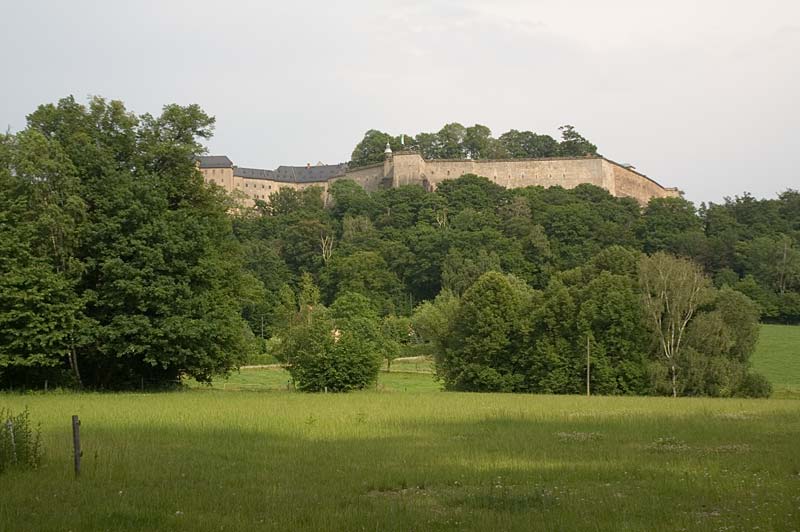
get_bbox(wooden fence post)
[72,415,81,478]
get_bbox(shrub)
[283,293,382,392]
[0,408,43,474]
[736,372,773,398]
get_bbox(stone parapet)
[201,152,680,206]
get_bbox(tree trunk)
[69,343,83,389]
[670,364,677,398]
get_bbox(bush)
[0,408,42,474]
[283,293,382,392]
[736,372,773,398]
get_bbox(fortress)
[198,148,680,206]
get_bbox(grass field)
[2,391,800,531]
[752,324,800,398]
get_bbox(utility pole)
[586,335,591,397]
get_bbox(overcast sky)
[1,0,798,204]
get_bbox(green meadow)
[2,325,800,531]
[752,324,800,398]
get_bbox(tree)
[435,123,467,159]
[639,252,711,397]
[329,179,376,219]
[497,130,559,158]
[412,289,461,357]
[576,272,649,395]
[557,125,598,156]
[441,248,501,296]
[675,287,765,397]
[320,251,403,314]
[266,187,325,217]
[0,222,83,387]
[350,130,404,167]
[736,235,800,296]
[413,132,439,160]
[380,315,414,372]
[462,124,508,159]
[438,272,533,391]
[2,96,258,389]
[436,174,508,212]
[639,197,703,254]
[0,129,86,387]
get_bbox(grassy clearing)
[1,391,799,531]
[382,356,435,374]
[752,324,800,398]
[191,363,440,393]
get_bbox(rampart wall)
[379,152,678,204]
[606,159,678,202]
[335,162,385,191]
[202,152,679,207]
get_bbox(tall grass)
[1,391,798,531]
[0,407,42,474]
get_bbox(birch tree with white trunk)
[639,252,711,397]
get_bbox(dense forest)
[234,176,796,397]
[238,178,800,327]
[1,97,798,395]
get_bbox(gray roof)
[272,163,348,183]
[234,164,347,183]
[202,154,348,183]
[233,163,347,183]
[234,167,276,179]
[197,155,233,168]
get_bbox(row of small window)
[244,182,272,189]
[206,178,272,191]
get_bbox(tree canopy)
[0,96,256,389]
[350,123,598,167]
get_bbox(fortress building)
[198,148,680,206]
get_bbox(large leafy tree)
[437,272,533,391]
[1,96,256,389]
[0,129,86,386]
[350,130,406,167]
[463,124,507,160]
[497,130,559,158]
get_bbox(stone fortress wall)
[198,150,680,207]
